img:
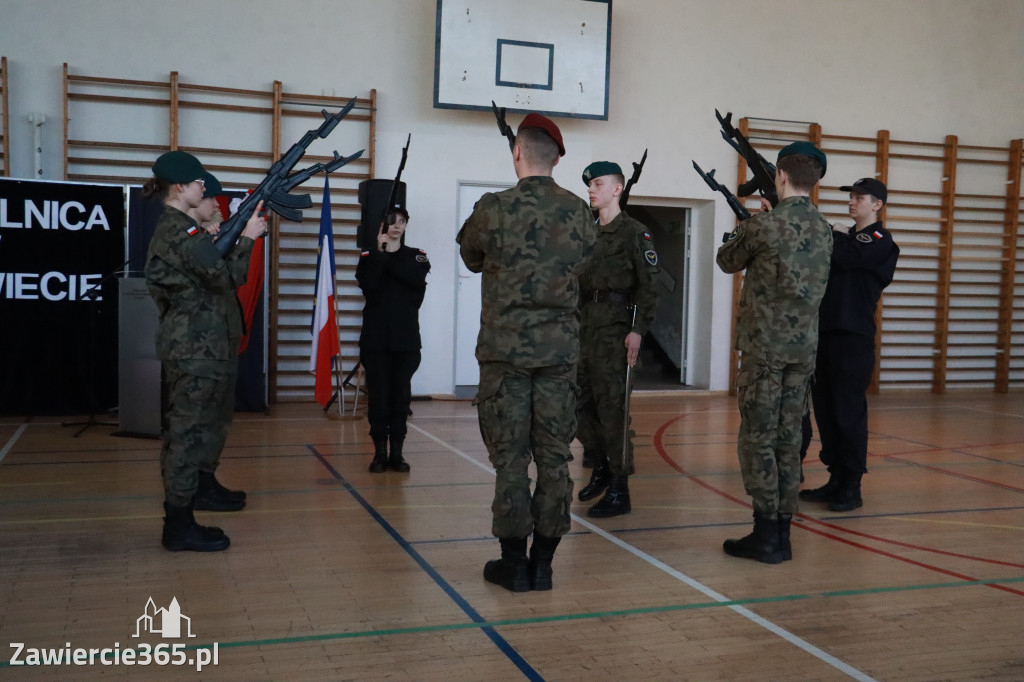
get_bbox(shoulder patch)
[415,254,429,263]
[856,233,873,243]
[360,250,370,257]
[644,249,659,267]
[642,231,653,241]
[186,225,199,236]
[873,230,884,239]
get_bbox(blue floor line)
[306,444,542,682]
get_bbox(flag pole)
[330,266,344,416]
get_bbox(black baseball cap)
[840,178,887,205]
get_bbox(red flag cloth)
[310,177,340,407]
[216,194,265,354]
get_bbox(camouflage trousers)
[735,353,814,519]
[161,359,237,507]
[475,362,578,539]
[577,322,634,475]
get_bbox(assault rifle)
[716,109,778,207]
[619,148,648,209]
[692,162,751,222]
[692,161,749,244]
[491,100,516,153]
[374,133,411,249]
[214,97,364,256]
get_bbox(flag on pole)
[310,176,340,407]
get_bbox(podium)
[118,278,161,437]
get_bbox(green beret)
[582,161,623,186]
[777,141,827,178]
[201,171,224,199]
[152,150,205,184]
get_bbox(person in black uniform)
[801,177,899,511]
[356,207,430,473]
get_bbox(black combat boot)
[577,458,611,501]
[587,474,631,518]
[193,472,246,511]
[369,437,388,473]
[529,533,562,591]
[778,514,793,561]
[483,537,531,592]
[388,435,410,472]
[799,466,840,503]
[162,502,230,552]
[723,513,784,564]
[828,471,863,512]
[581,450,599,469]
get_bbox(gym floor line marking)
[886,516,1023,532]
[0,423,28,465]
[7,575,1018,671]
[407,422,876,682]
[653,415,1024,582]
[306,443,542,682]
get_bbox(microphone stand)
[60,260,130,437]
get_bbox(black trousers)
[811,331,875,474]
[360,349,421,441]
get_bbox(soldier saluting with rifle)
[356,134,431,474]
[145,101,363,553]
[698,111,833,564]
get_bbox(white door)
[454,181,512,389]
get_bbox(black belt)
[584,289,633,305]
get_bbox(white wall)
[2,0,1022,395]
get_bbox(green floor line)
[7,575,1020,669]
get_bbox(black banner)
[0,179,125,415]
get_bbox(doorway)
[626,203,691,389]
[453,181,513,399]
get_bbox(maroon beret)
[517,113,565,157]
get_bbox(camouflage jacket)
[716,196,832,363]
[145,205,253,361]
[457,176,596,367]
[579,210,661,335]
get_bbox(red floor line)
[881,454,1024,493]
[652,415,1024,594]
[796,515,1024,569]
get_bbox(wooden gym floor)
[0,390,1022,681]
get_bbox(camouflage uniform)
[716,196,832,519]
[578,211,661,475]
[457,176,596,539]
[145,205,253,507]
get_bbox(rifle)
[213,97,364,256]
[491,100,516,153]
[716,109,778,207]
[619,149,648,209]
[374,133,411,249]
[692,161,750,243]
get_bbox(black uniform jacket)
[819,221,900,338]
[356,244,430,351]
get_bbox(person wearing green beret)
[143,151,267,552]
[188,170,227,237]
[575,161,662,519]
[715,141,832,563]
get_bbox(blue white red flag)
[310,176,340,407]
